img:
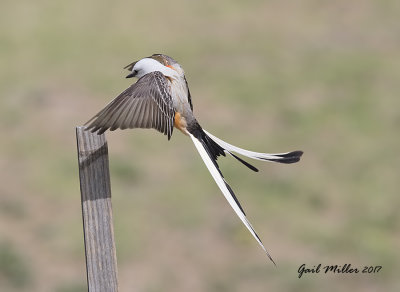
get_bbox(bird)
[85,54,303,264]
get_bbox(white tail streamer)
[189,133,275,264]
[204,130,298,162]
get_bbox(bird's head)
[124,54,183,79]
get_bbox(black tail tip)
[274,150,303,164]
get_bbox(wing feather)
[130,98,144,128]
[119,96,135,130]
[85,71,175,138]
[139,99,149,128]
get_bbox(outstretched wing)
[85,71,175,139]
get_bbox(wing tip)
[83,123,108,135]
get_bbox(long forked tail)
[188,127,276,264]
[204,130,303,165]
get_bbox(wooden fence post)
[76,126,119,292]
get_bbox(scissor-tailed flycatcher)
[85,54,303,264]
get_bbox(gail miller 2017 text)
[298,264,382,278]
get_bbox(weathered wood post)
[76,126,119,292]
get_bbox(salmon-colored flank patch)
[174,112,187,134]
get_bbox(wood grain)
[76,126,118,292]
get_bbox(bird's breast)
[170,78,191,116]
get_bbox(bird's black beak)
[124,61,138,78]
[126,72,136,78]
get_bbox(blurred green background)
[1,0,399,291]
